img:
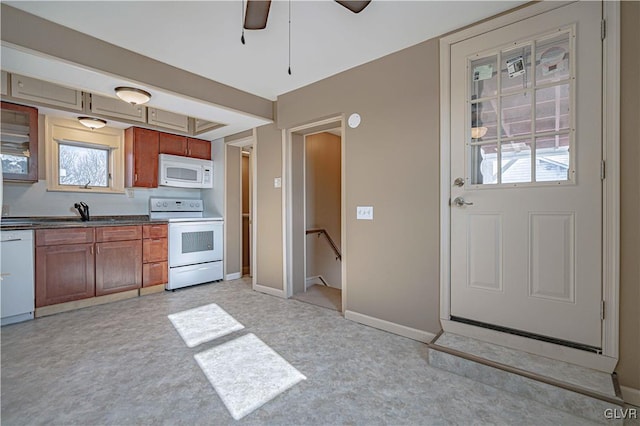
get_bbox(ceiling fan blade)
[335,0,372,14]
[244,0,272,30]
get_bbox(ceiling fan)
[243,0,372,30]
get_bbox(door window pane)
[501,140,532,184]
[501,92,532,138]
[471,143,498,185]
[59,143,109,187]
[535,84,570,133]
[471,99,498,141]
[535,135,570,182]
[501,45,532,94]
[471,55,498,99]
[536,33,571,85]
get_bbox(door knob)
[453,197,474,207]
[453,177,465,187]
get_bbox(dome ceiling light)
[78,116,107,129]
[115,86,152,105]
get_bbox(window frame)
[45,116,124,193]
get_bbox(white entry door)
[450,1,603,349]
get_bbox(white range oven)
[149,197,223,290]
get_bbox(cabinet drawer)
[96,225,142,242]
[143,261,168,287]
[143,224,168,239]
[143,238,167,263]
[36,228,94,246]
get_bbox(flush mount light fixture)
[115,86,152,105]
[78,116,107,129]
[471,126,488,139]
[348,113,361,129]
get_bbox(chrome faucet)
[74,202,90,221]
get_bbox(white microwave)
[159,154,213,189]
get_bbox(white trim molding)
[345,311,436,343]
[225,272,242,281]
[439,0,620,368]
[254,283,286,299]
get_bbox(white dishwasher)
[1,230,35,326]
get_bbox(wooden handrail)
[306,228,342,261]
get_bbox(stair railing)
[306,228,342,261]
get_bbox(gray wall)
[255,124,283,290]
[617,0,640,393]
[276,38,441,333]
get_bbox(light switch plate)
[274,177,282,188]
[1,204,9,216]
[357,206,373,220]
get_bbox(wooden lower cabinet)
[95,240,142,296]
[142,224,168,287]
[35,243,95,308]
[143,261,168,287]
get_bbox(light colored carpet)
[168,303,244,348]
[194,333,306,420]
[292,284,341,312]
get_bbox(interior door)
[450,1,603,349]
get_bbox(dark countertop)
[0,215,168,231]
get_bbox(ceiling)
[6,1,525,102]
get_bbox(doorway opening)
[286,117,345,313]
[225,135,256,289]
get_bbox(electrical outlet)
[1,205,9,216]
[274,177,282,188]
[126,188,134,198]
[356,206,373,220]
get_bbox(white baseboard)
[621,386,640,407]
[344,310,436,343]
[254,283,286,298]
[225,272,242,281]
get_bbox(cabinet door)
[10,74,83,111]
[35,244,95,307]
[148,108,189,133]
[143,261,168,287]
[1,101,39,182]
[187,138,211,160]
[125,127,158,187]
[90,94,146,123]
[143,238,167,263]
[95,240,142,296]
[159,133,187,156]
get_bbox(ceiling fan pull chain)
[288,0,292,75]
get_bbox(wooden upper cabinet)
[159,132,188,156]
[187,138,211,160]
[125,127,159,188]
[1,101,39,182]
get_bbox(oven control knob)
[163,202,168,207]
[155,201,161,207]
[196,202,200,208]
[190,203,194,207]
